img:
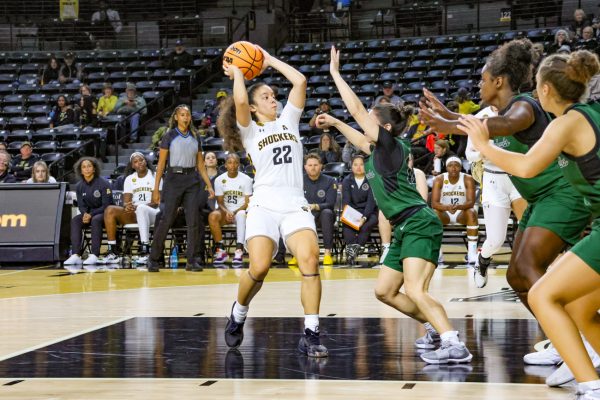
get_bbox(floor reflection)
[0,317,549,383]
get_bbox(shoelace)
[305,330,322,346]
[227,317,243,333]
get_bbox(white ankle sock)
[108,240,117,245]
[424,322,438,336]
[440,330,460,344]
[304,314,319,333]
[580,380,600,392]
[232,302,248,323]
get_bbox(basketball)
[223,41,264,80]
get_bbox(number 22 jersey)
[238,103,308,212]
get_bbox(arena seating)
[0,46,223,178]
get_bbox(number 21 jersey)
[238,103,307,212]
[124,171,160,206]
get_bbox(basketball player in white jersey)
[431,156,479,264]
[218,46,327,357]
[465,107,527,287]
[209,153,253,266]
[102,152,161,265]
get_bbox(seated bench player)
[209,153,253,266]
[101,152,161,264]
[431,156,478,264]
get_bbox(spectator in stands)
[0,151,16,183]
[10,142,39,182]
[91,0,122,47]
[588,72,600,101]
[271,86,284,117]
[197,116,215,137]
[431,156,478,264]
[303,153,337,265]
[97,83,118,117]
[342,155,378,264]
[165,39,193,70]
[101,152,160,265]
[26,160,56,183]
[209,90,228,123]
[50,95,76,128]
[59,52,82,85]
[548,29,572,54]
[455,87,480,115]
[568,8,591,39]
[41,57,61,85]
[372,81,403,107]
[63,157,113,266]
[573,26,599,53]
[376,96,391,105]
[309,100,333,133]
[424,139,455,178]
[210,153,253,266]
[316,132,341,164]
[79,94,98,127]
[0,142,7,152]
[114,83,147,142]
[341,141,360,168]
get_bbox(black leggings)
[342,213,378,246]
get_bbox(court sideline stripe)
[0,316,133,362]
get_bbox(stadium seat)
[55,127,81,141]
[0,63,19,73]
[455,79,478,89]
[80,127,106,140]
[430,80,453,92]
[7,116,30,130]
[406,81,427,93]
[371,51,393,62]
[322,162,346,179]
[109,71,128,82]
[0,83,16,95]
[27,93,49,105]
[33,140,58,154]
[129,70,152,82]
[450,68,473,79]
[119,50,141,62]
[96,51,121,62]
[432,35,455,48]
[106,61,127,72]
[410,60,431,70]
[203,136,224,151]
[433,59,454,69]
[387,61,409,72]
[3,94,25,105]
[402,71,424,82]
[299,64,318,76]
[456,34,479,46]
[26,104,49,117]
[425,69,447,81]
[388,38,410,50]
[479,32,500,45]
[41,152,64,165]
[127,61,148,71]
[31,116,51,130]
[0,73,16,83]
[410,37,431,49]
[16,83,38,94]
[356,73,377,83]
[6,141,24,154]
[415,49,436,60]
[6,129,31,142]
[438,47,459,59]
[363,62,385,73]
[308,75,332,85]
[378,71,401,83]
[313,86,337,98]
[59,140,86,152]
[32,127,56,141]
[394,50,415,61]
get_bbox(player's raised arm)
[328,46,380,142]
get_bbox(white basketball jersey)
[238,103,308,212]
[440,172,467,206]
[214,171,253,213]
[466,106,505,172]
[123,171,160,206]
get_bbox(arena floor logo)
[0,214,27,228]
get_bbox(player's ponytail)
[217,96,244,152]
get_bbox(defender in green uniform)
[420,39,590,315]
[459,50,600,399]
[317,46,472,365]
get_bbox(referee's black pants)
[150,172,201,263]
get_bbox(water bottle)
[170,245,179,269]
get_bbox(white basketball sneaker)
[523,342,562,365]
[64,254,82,265]
[546,340,600,387]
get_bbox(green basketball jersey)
[495,93,578,203]
[557,102,600,218]
[364,127,427,221]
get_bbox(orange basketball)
[223,41,264,80]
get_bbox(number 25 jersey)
[238,103,308,212]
